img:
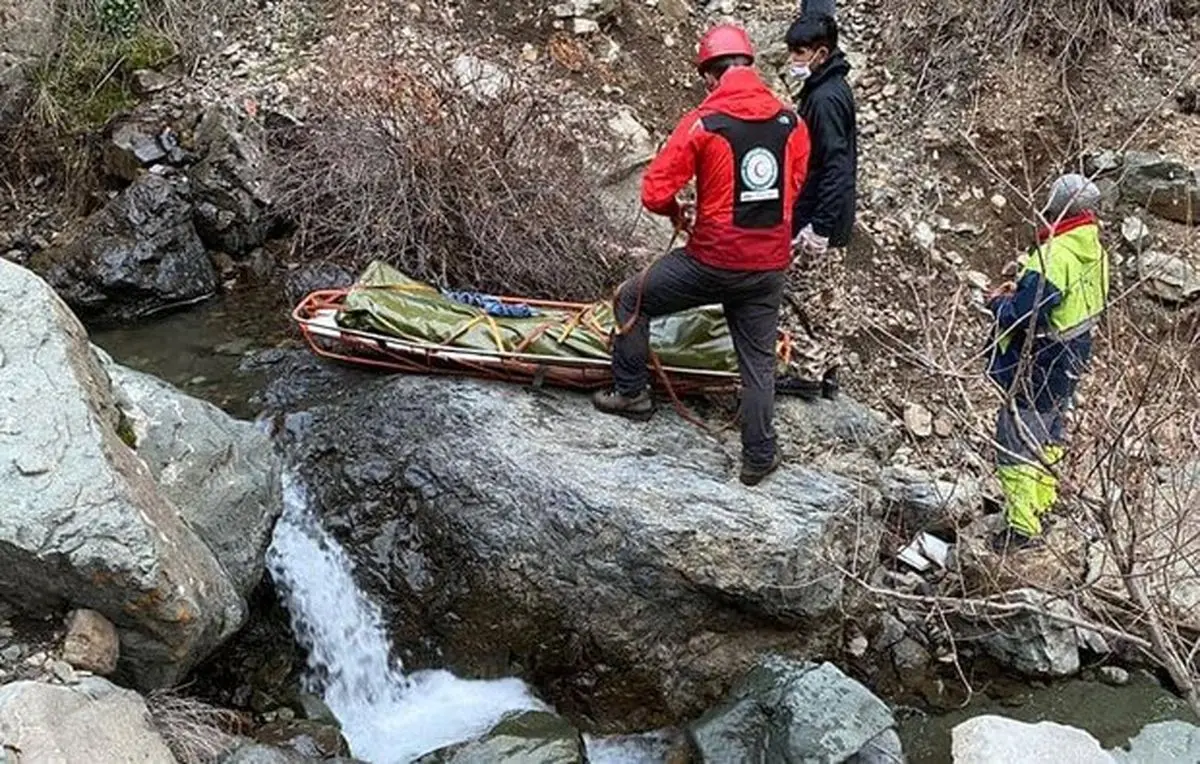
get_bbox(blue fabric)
[994,404,1066,466]
[442,290,535,318]
[987,269,1089,412]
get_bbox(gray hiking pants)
[611,249,785,466]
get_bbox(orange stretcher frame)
[292,288,794,396]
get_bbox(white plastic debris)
[898,532,952,572]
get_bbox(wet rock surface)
[416,711,586,763]
[254,718,352,759]
[688,656,900,763]
[273,359,873,728]
[29,174,218,325]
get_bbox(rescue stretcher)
[291,261,793,395]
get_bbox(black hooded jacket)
[791,50,857,248]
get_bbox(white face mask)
[790,63,812,81]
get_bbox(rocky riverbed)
[5,242,1200,763]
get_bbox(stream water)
[92,289,1198,763]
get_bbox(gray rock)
[1088,150,1123,175]
[284,261,356,307]
[1096,178,1121,214]
[416,711,585,763]
[451,55,512,102]
[223,744,309,764]
[967,589,1080,677]
[1137,250,1200,304]
[0,678,177,763]
[0,0,54,125]
[222,743,339,764]
[50,658,78,683]
[101,356,282,598]
[850,729,906,764]
[892,637,932,677]
[189,105,276,255]
[282,372,871,727]
[254,719,351,759]
[776,395,898,458]
[953,716,1114,763]
[0,645,22,665]
[291,693,340,727]
[28,174,217,325]
[1120,216,1150,251]
[132,69,179,95]
[880,465,980,533]
[1098,665,1130,687]
[0,259,244,688]
[551,0,618,21]
[1119,152,1200,225]
[689,657,899,763]
[1111,720,1200,763]
[62,608,120,675]
[103,116,170,183]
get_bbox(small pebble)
[51,659,78,684]
[1099,666,1131,686]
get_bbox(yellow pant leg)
[1036,445,1064,517]
[998,464,1045,537]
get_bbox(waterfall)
[266,471,545,762]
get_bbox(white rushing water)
[266,472,546,762]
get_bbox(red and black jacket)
[641,67,811,272]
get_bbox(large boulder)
[1111,720,1200,763]
[188,105,276,255]
[29,173,218,325]
[0,259,244,687]
[960,589,1081,677]
[0,0,55,125]
[416,711,586,763]
[277,364,872,728]
[0,678,176,763]
[1118,152,1200,225]
[102,355,283,598]
[952,716,1115,763]
[688,656,900,763]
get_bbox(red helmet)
[695,24,755,70]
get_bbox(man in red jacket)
[592,24,811,486]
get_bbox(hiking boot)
[775,376,822,401]
[991,527,1044,553]
[740,451,782,487]
[592,388,653,422]
[822,368,840,400]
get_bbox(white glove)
[792,224,829,256]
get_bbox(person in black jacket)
[776,12,857,401]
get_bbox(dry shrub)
[886,0,1176,104]
[271,63,633,300]
[0,0,253,207]
[147,689,245,764]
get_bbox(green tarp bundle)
[335,261,747,373]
